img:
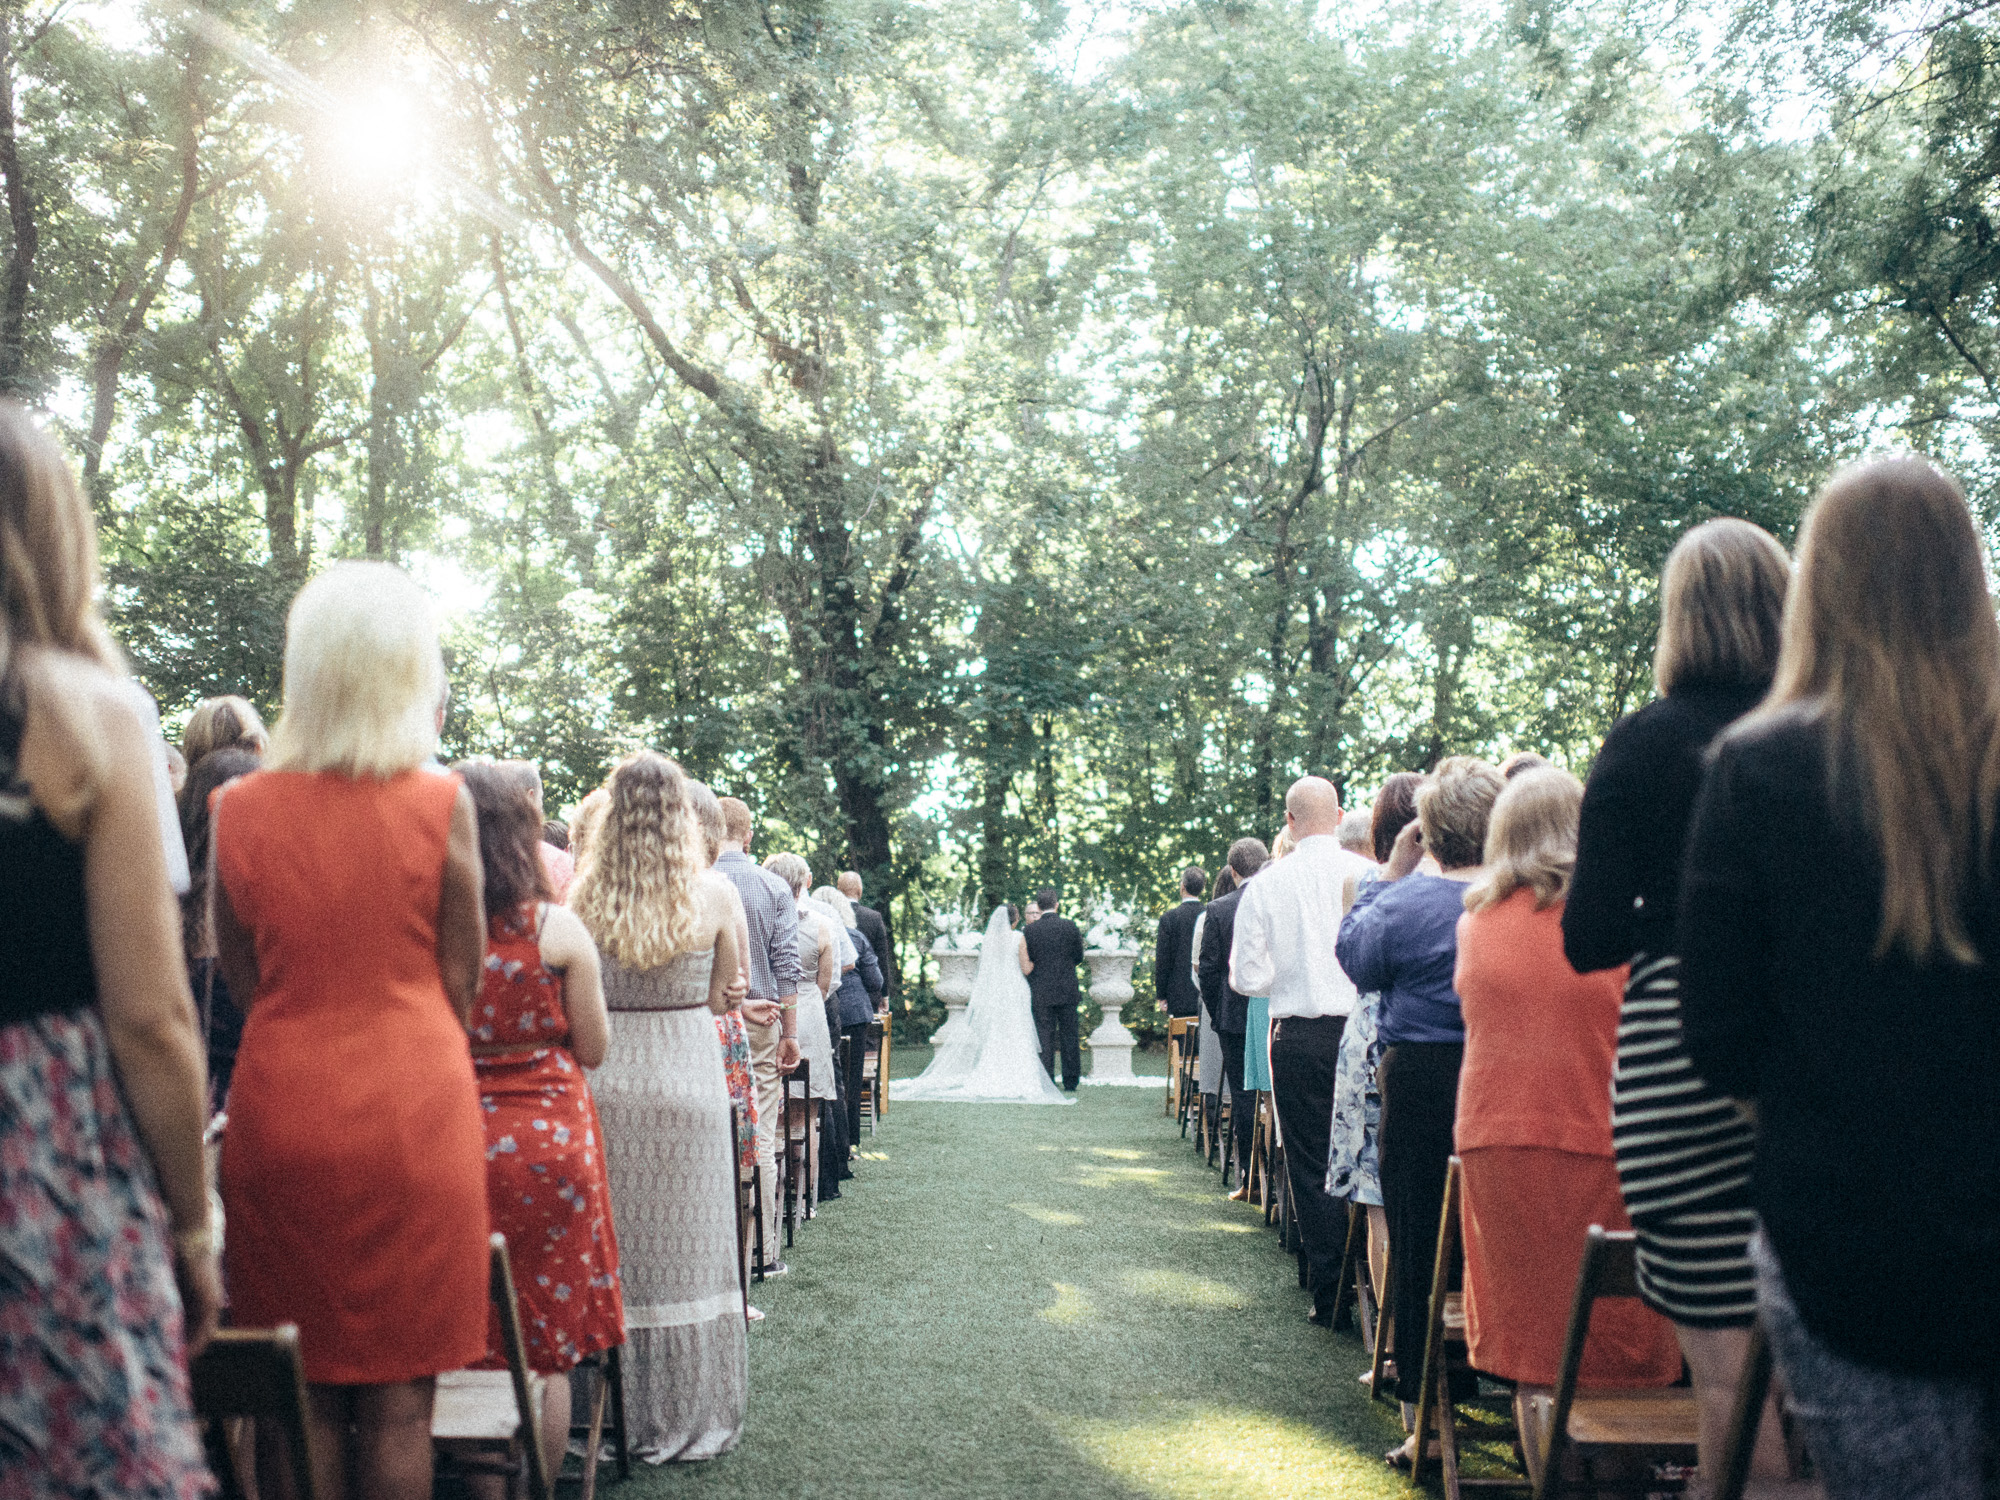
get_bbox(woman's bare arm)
[40,665,219,1352]
[1018,934,1034,976]
[539,903,607,1067]
[436,785,486,1025]
[706,887,744,1015]
[816,918,836,996]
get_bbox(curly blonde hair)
[569,751,705,968]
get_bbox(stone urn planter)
[1083,948,1141,1082]
[929,940,980,1044]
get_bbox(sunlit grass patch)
[1119,1268,1244,1308]
[1039,1281,1096,1326]
[1087,1146,1149,1160]
[1010,1201,1085,1226]
[1059,1404,1395,1499]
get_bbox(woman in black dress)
[1562,516,1791,1482]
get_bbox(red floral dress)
[471,905,624,1373]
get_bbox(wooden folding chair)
[729,1103,753,1319]
[781,1058,812,1245]
[1408,1158,1529,1497]
[1331,1199,1375,1341]
[1524,1227,1700,1500]
[1370,1238,1397,1404]
[859,1018,884,1136]
[1166,1015,1194,1118]
[1713,1320,1774,1500]
[884,1016,900,1120]
[433,1233,551,1500]
[565,1345,630,1499]
[190,1324,318,1500]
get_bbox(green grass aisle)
[627,1049,1410,1499]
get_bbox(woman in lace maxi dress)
[570,751,747,1461]
[762,854,840,1209]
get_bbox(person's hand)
[723,969,748,1006]
[742,998,779,1027]
[175,1241,223,1358]
[778,1036,801,1072]
[1385,818,1425,882]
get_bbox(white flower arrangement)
[929,900,982,950]
[1082,897,1137,953]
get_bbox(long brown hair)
[1742,457,2000,963]
[456,761,554,918]
[1370,772,1423,863]
[179,745,260,961]
[569,751,704,966]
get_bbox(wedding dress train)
[891,907,1072,1104]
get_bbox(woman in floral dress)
[458,763,623,1474]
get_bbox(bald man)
[837,870,895,1001]
[1230,775,1374,1326]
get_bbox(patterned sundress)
[0,681,211,1498]
[471,905,624,1373]
[715,1010,758,1178]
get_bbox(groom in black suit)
[1023,886,1086,1091]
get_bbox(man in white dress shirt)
[1231,775,1374,1325]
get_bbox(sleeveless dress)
[0,688,211,1498]
[594,951,746,1460]
[470,904,623,1373]
[793,905,837,1100]
[215,768,489,1384]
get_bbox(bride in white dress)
[892,906,1071,1104]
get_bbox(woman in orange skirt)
[214,562,490,1500]
[1453,769,1681,1415]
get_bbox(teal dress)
[1244,994,1273,1091]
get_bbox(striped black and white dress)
[1611,952,1760,1324]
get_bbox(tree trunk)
[0,27,37,394]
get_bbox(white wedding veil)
[890,906,1071,1104]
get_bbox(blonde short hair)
[1464,768,1584,913]
[764,851,811,895]
[1654,519,1790,696]
[268,563,445,779]
[1415,756,1505,870]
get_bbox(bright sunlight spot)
[326,86,423,186]
[1060,1405,1392,1500]
[1009,1202,1085,1227]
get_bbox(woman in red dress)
[456,761,623,1473]
[214,561,490,1500]
[1453,768,1681,1436]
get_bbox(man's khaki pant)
[742,1012,784,1256]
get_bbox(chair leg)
[576,1359,609,1500]
[1370,1244,1394,1404]
[751,1163,767,1280]
[1712,1319,1775,1500]
[605,1344,631,1482]
[1333,1201,1363,1333]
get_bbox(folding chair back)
[190,1325,318,1500]
[782,1060,812,1242]
[433,1233,551,1500]
[1529,1227,1699,1500]
[860,1018,884,1135]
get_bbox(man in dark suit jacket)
[1154,866,1208,1019]
[1023,886,1086,1090]
[1199,837,1270,1181]
[838,870,895,1000]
